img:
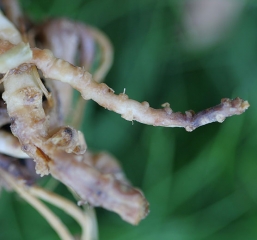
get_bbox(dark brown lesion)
[48,126,87,154]
[0,154,38,186]
[0,89,11,127]
[185,97,249,131]
[0,102,10,127]
[35,147,51,163]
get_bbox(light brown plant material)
[0,0,249,239]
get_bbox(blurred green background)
[1,0,257,239]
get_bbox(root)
[28,186,98,240]
[0,169,74,240]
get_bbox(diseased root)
[30,46,249,131]
[0,36,249,225]
[0,3,249,232]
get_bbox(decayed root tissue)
[0,1,249,239]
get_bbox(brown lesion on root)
[36,147,51,163]
[48,126,87,154]
[0,153,38,186]
[184,97,249,131]
[48,151,149,225]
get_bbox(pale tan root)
[0,5,99,238]
[0,41,31,72]
[0,130,28,158]
[32,66,52,104]
[36,18,113,127]
[28,46,249,131]
[86,25,113,83]
[35,19,80,119]
[36,19,113,82]
[2,65,86,175]
[71,23,114,127]
[1,0,23,31]
[2,63,148,225]
[0,10,21,44]
[0,169,74,240]
[28,186,98,240]
[0,149,96,239]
